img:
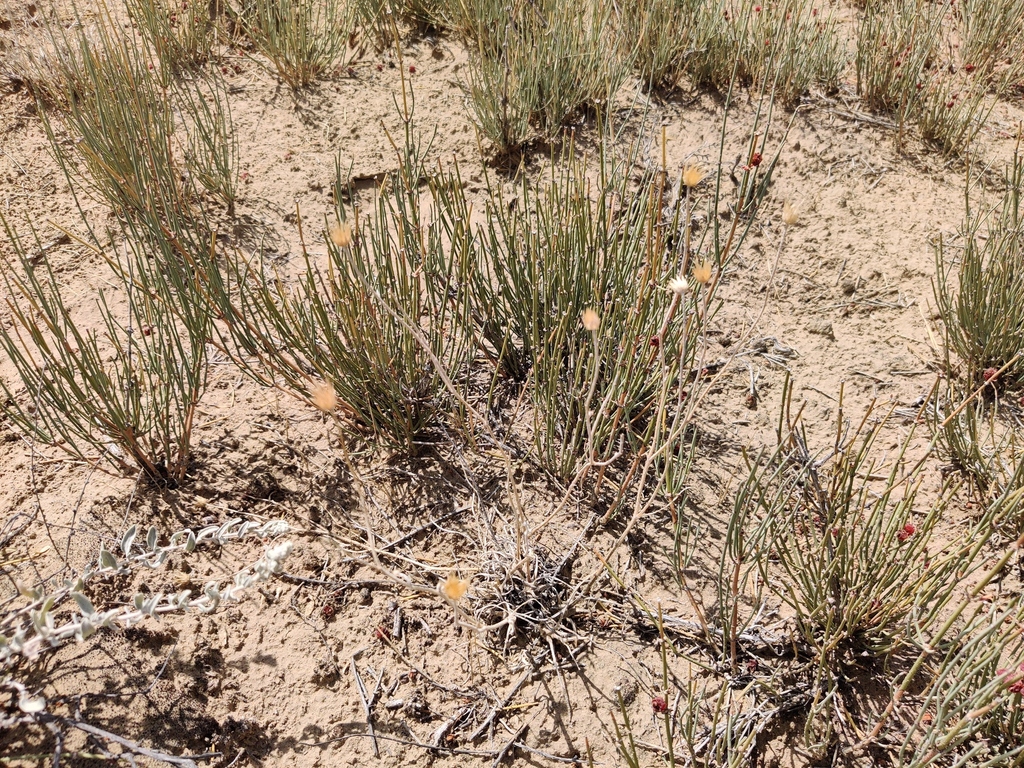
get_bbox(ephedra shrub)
[857,0,994,153]
[465,0,629,154]
[0,16,237,485]
[468,125,780,482]
[196,120,476,452]
[935,153,1024,389]
[239,0,359,87]
[931,153,1024,502]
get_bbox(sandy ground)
[2,2,1024,766]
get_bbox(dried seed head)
[329,221,353,248]
[441,573,469,602]
[669,275,690,296]
[310,381,338,413]
[782,201,798,226]
[692,260,713,285]
[682,164,705,188]
[582,308,601,331]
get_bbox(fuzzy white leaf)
[146,525,158,551]
[121,525,138,556]
[71,592,96,616]
[99,548,120,571]
[77,615,96,641]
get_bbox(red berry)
[408,65,416,74]
[749,152,763,167]
[652,697,668,713]
[983,367,999,382]
[965,63,976,72]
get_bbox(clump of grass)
[465,0,629,154]
[42,19,187,219]
[741,0,846,104]
[126,0,218,79]
[42,15,236,218]
[175,75,239,212]
[239,0,358,88]
[935,151,1024,388]
[198,126,474,451]
[617,0,709,91]
[0,16,242,486]
[900,596,1024,766]
[960,0,1024,90]
[0,223,209,486]
[469,123,777,480]
[678,0,845,104]
[358,0,453,42]
[471,148,676,476]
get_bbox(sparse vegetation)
[936,152,1024,388]
[960,0,1024,90]
[126,0,218,78]
[0,222,209,485]
[239,0,359,87]
[465,0,629,153]
[4,0,1024,765]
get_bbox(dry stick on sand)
[351,655,382,758]
[20,712,220,767]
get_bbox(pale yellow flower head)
[669,275,690,296]
[310,381,338,413]
[582,308,601,332]
[682,164,706,189]
[782,201,798,226]
[441,573,470,602]
[692,260,713,285]
[329,221,353,248]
